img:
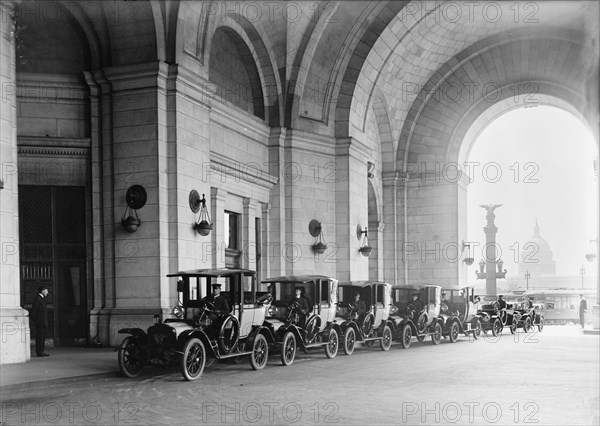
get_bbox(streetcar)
[523,289,596,325]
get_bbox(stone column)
[241,197,258,270]
[211,187,227,269]
[0,2,30,364]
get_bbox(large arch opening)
[464,105,598,294]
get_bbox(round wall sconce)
[190,190,213,236]
[309,219,327,254]
[357,224,373,257]
[585,239,597,262]
[121,185,147,233]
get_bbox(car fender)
[176,329,214,355]
[381,320,395,335]
[118,328,147,344]
[248,325,276,344]
[276,324,302,343]
[329,322,342,337]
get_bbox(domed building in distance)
[518,219,557,277]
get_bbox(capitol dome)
[518,219,556,276]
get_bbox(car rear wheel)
[324,328,338,359]
[492,318,502,337]
[343,327,356,355]
[472,319,482,340]
[280,332,296,366]
[431,323,442,345]
[181,338,206,381]
[399,324,412,349]
[538,317,544,332]
[118,337,144,378]
[449,322,460,343]
[249,334,268,370]
[380,325,392,351]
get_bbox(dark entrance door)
[19,185,88,346]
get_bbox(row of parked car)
[117,268,545,381]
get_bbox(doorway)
[19,185,88,346]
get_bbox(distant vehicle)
[504,295,544,333]
[335,281,394,354]
[117,269,272,381]
[524,289,597,325]
[261,275,341,366]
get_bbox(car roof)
[262,275,334,284]
[167,268,256,278]
[339,281,391,288]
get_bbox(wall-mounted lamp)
[356,225,373,257]
[309,219,327,254]
[0,179,4,190]
[461,241,474,265]
[121,185,147,233]
[367,161,375,179]
[585,239,597,262]
[190,190,213,236]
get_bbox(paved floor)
[0,326,598,425]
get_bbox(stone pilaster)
[0,2,30,364]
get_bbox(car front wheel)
[380,325,392,351]
[118,336,144,378]
[492,318,502,337]
[449,322,460,343]
[432,323,442,345]
[523,317,532,332]
[538,317,544,332]
[399,324,412,349]
[472,319,482,340]
[249,334,268,370]
[181,338,206,381]
[324,328,338,359]
[343,327,356,355]
[280,332,296,366]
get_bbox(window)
[224,211,240,268]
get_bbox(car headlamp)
[172,305,184,319]
[390,305,399,315]
[268,305,277,316]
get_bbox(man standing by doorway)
[579,294,587,329]
[31,286,50,357]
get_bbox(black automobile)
[261,275,341,366]
[390,285,444,347]
[477,295,505,336]
[117,268,273,381]
[504,295,544,333]
[335,281,394,354]
[440,287,483,341]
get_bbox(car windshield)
[264,281,315,308]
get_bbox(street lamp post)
[525,270,531,290]
[580,265,585,289]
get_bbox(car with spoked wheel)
[335,281,394,354]
[477,295,505,336]
[504,295,544,333]
[390,285,445,347]
[439,287,482,342]
[117,268,273,381]
[261,275,341,366]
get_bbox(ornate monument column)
[476,204,507,295]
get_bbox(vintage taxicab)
[390,285,444,347]
[117,268,273,381]
[335,281,394,354]
[440,287,482,341]
[504,295,544,333]
[477,295,505,336]
[261,275,341,366]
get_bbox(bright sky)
[466,106,598,281]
